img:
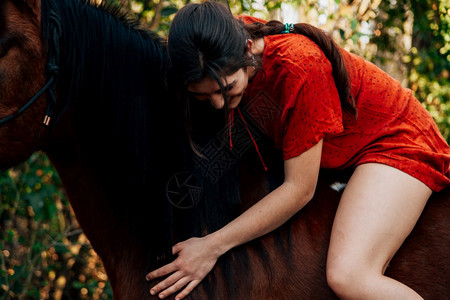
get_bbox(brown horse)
[1,0,449,299]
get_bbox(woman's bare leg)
[326,163,432,299]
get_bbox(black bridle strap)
[0,75,56,126]
[42,10,62,126]
[42,63,59,126]
[0,10,61,127]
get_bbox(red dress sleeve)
[281,53,344,160]
[235,17,344,160]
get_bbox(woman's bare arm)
[209,139,323,255]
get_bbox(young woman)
[145,1,450,299]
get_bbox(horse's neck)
[45,135,149,296]
[45,136,117,250]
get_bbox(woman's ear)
[246,39,253,52]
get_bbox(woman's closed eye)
[224,84,235,92]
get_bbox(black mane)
[41,0,181,267]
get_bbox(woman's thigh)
[327,163,432,274]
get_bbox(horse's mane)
[40,0,286,295]
[42,0,181,267]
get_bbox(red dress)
[238,15,450,192]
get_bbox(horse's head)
[0,0,47,169]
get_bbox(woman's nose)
[209,93,225,109]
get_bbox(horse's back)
[387,186,450,298]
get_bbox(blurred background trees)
[1,0,448,299]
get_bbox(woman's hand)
[146,235,222,299]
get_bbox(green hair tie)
[281,23,294,34]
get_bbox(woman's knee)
[326,256,374,299]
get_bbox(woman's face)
[187,68,249,110]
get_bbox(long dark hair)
[168,1,357,153]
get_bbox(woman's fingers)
[157,276,191,299]
[146,237,217,298]
[146,261,177,281]
[147,242,186,281]
[175,280,201,300]
[149,271,184,296]
[172,242,183,255]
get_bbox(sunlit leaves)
[160,5,178,16]
[0,153,112,299]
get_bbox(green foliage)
[373,0,450,140]
[0,153,111,299]
[409,0,450,139]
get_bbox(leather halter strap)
[0,10,61,127]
